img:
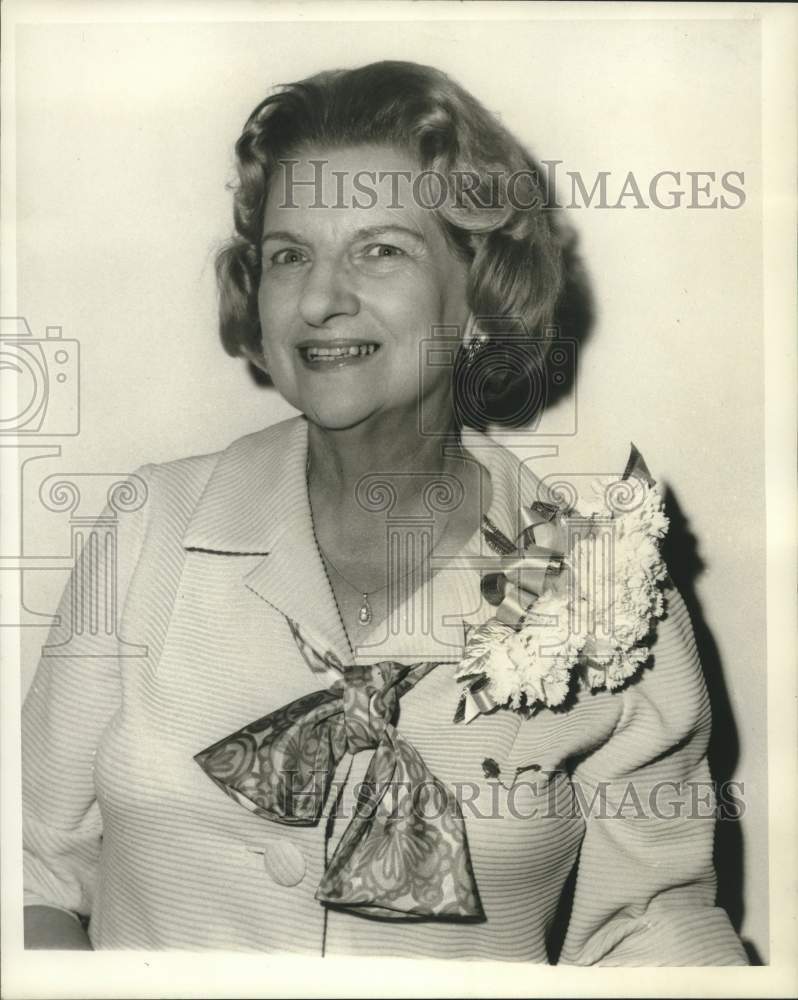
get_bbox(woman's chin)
[302,401,382,432]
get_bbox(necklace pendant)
[358,593,372,625]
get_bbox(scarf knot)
[335,661,405,753]
[195,623,484,921]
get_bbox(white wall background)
[13,14,766,960]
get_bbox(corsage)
[455,444,670,722]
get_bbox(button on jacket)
[22,415,748,963]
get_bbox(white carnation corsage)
[454,445,670,723]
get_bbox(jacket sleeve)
[22,465,154,919]
[559,581,749,966]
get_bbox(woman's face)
[255,144,470,431]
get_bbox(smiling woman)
[21,60,748,964]
[252,146,471,435]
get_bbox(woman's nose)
[297,259,360,327]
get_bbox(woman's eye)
[270,248,307,266]
[363,244,405,259]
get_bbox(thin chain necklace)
[316,530,449,627]
[306,449,460,628]
[315,543,389,627]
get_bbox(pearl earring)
[462,316,489,366]
[464,336,488,366]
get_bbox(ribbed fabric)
[22,415,748,964]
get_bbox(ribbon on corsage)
[455,443,670,723]
[194,620,483,921]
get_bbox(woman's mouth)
[298,342,381,369]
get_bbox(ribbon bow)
[480,500,568,625]
[194,622,484,921]
[456,443,657,723]
[454,502,566,724]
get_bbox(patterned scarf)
[194,619,484,921]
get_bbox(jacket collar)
[182,416,310,556]
[181,415,550,663]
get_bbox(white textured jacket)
[22,416,747,963]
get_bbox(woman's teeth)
[301,344,379,361]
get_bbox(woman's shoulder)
[145,416,304,484]
[124,416,307,550]
[504,577,711,783]
[138,416,304,504]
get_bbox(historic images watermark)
[271,769,748,823]
[419,322,577,435]
[277,159,747,213]
[0,318,80,438]
[3,310,633,674]
[2,316,150,652]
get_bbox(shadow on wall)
[547,489,762,966]
[662,487,763,967]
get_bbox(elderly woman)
[22,61,747,964]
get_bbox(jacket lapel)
[460,432,557,547]
[181,416,352,666]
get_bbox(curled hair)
[215,60,567,426]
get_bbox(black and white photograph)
[2,1,796,996]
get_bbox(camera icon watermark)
[418,319,577,437]
[0,317,80,436]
